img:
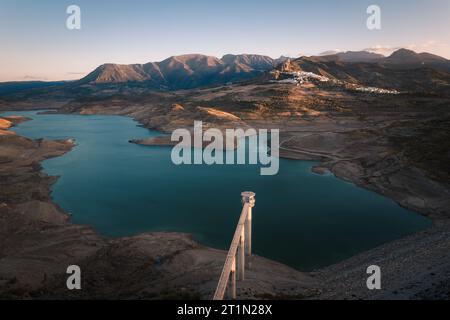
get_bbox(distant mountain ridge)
[3,49,448,96]
[279,49,450,93]
[79,54,287,89]
[0,81,68,96]
[307,49,450,70]
[317,51,385,63]
[382,49,450,70]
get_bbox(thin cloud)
[363,46,400,56]
[22,75,48,81]
[319,49,341,56]
[67,72,87,75]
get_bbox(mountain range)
[77,49,450,92]
[78,54,286,90]
[309,49,450,70]
[278,49,450,93]
[1,49,449,97]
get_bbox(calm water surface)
[1,111,431,271]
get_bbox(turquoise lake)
[1,111,431,271]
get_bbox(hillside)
[279,49,450,94]
[78,54,284,89]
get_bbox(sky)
[1,0,449,81]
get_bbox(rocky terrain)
[1,109,449,300]
[0,116,317,299]
[77,54,285,90]
[1,48,449,299]
[314,221,450,300]
[43,76,449,224]
[276,49,450,95]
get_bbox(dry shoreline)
[129,121,449,224]
[2,106,448,223]
[0,115,317,299]
[1,109,449,299]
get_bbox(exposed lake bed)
[1,110,450,299]
[0,111,431,271]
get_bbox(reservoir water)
[1,111,431,271]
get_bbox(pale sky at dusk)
[1,0,449,81]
